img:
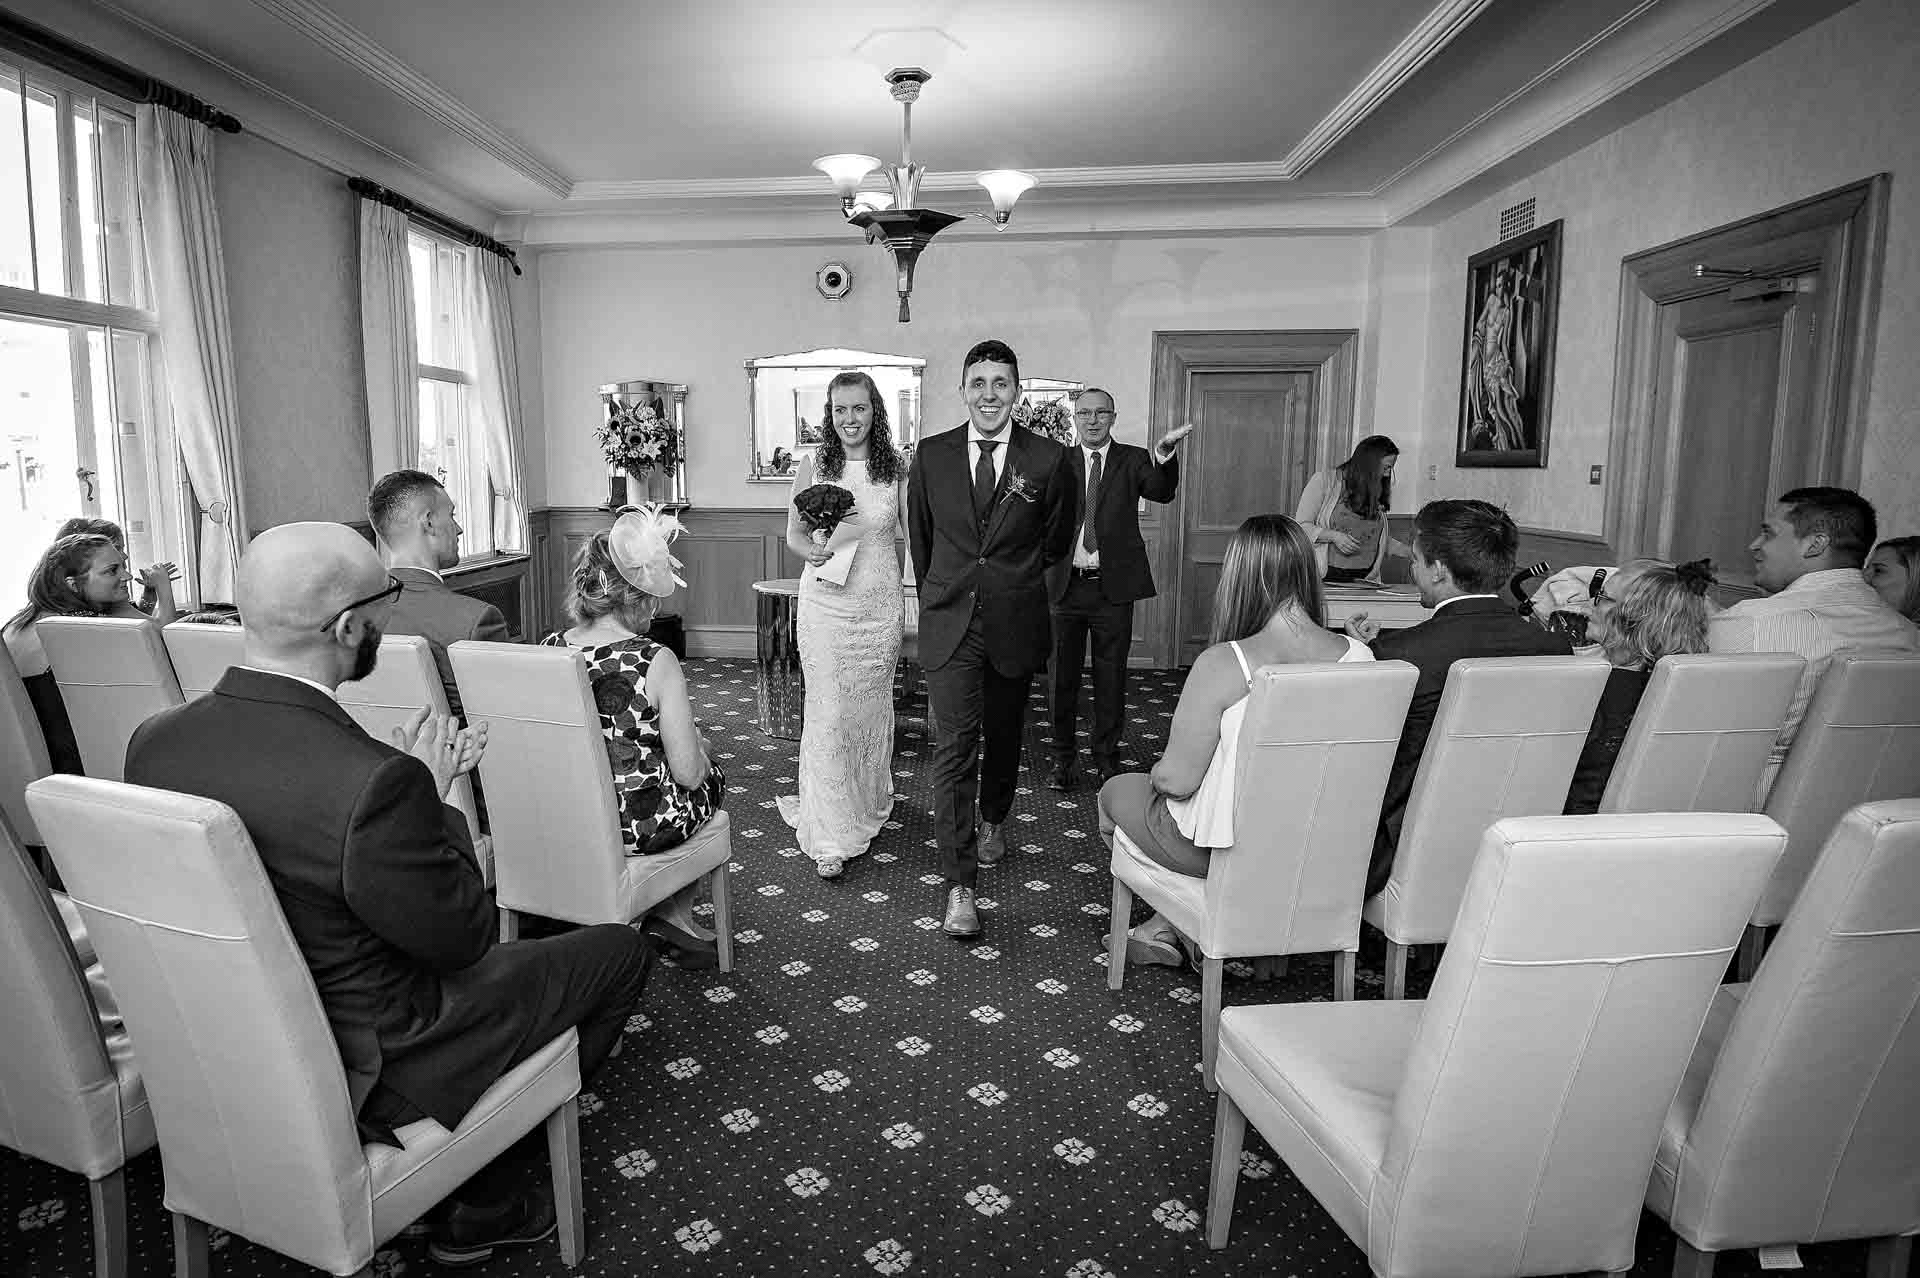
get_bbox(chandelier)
[814,67,1036,322]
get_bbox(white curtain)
[134,105,247,602]
[469,252,528,552]
[358,199,417,481]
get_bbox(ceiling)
[62,0,1859,241]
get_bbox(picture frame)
[1455,219,1562,468]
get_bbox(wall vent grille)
[1500,197,1537,241]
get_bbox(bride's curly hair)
[814,370,905,485]
[564,531,657,630]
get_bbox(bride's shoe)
[816,855,845,880]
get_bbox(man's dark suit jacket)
[907,425,1077,676]
[125,667,538,1140]
[383,567,509,717]
[1367,596,1574,894]
[1044,442,1178,606]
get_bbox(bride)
[777,371,908,879]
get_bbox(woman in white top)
[1097,513,1374,968]
[1292,434,1408,583]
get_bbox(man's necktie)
[1082,450,1102,554]
[973,439,1000,524]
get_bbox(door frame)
[1605,175,1889,560]
[1148,329,1359,667]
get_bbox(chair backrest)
[25,775,371,1271]
[1669,800,1920,1246]
[162,621,248,701]
[1370,812,1784,1278]
[1600,652,1804,814]
[0,641,52,843]
[1380,655,1610,942]
[447,640,625,920]
[1757,652,1920,926]
[336,634,482,840]
[0,809,124,1178]
[38,616,183,782]
[1200,661,1417,955]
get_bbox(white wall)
[1384,0,1920,540]
[536,234,1375,510]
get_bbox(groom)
[908,339,1078,938]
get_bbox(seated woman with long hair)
[3,532,173,775]
[1562,558,1715,814]
[1866,536,1920,622]
[1293,434,1409,583]
[1098,514,1374,967]
[56,516,178,620]
[540,506,726,962]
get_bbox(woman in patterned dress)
[777,371,908,880]
[543,508,725,959]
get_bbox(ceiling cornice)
[250,0,572,199]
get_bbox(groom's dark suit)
[908,425,1077,886]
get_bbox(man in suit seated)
[1352,499,1573,897]
[125,522,653,1267]
[1709,485,1918,800]
[1044,388,1191,790]
[368,469,510,718]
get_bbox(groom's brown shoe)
[942,886,981,938]
[976,822,1007,867]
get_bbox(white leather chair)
[336,634,491,886]
[448,640,735,966]
[1598,652,1804,814]
[37,616,183,781]
[0,810,155,1278]
[25,775,586,1277]
[1363,655,1610,997]
[1107,661,1417,1090]
[1750,652,1920,971]
[1648,800,1920,1278]
[161,621,248,701]
[0,638,53,845]
[1208,813,1786,1277]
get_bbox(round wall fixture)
[815,261,853,300]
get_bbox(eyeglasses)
[1073,409,1116,422]
[316,575,403,634]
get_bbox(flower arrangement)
[596,399,681,475]
[1013,397,1076,447]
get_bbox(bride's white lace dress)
[777,465,903,867]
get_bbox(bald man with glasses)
[1044,389,1192,790]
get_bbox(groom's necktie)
[972,439,1000,525]
[1082,450,1102,554]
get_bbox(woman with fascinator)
[1563,557,1717,814]
[542,505,726,961]
[776,370,909,880]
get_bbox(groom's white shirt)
[967,424,1010,487]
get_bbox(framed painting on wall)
[1456,219,1562,468]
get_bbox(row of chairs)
[1109,650,1920,1088]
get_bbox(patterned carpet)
[3,659,1876,1277]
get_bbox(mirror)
[745,347,926,482]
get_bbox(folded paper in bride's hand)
[810,517,862,586]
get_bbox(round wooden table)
[752,578,804,739]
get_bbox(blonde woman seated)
[1098,514,1374,967]
[541,506,726,963]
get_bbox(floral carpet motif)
[2,660,1872,1276]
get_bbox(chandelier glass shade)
[813,68,1036,322]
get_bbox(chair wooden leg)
[1670,1239,1717,1278]
[1205,1090,1246,1250]
[1736,925,1770,980]
[1201,956,1223,1093]
[710,865,734,973]
[90,1170,127,1278]
[547,1097,586,1267]
[1385,941,1409,1000]
[1866,1235,1913,1278]
[172,1214,209,1278]
[1334,949,1356,1001]
[499,907,519,942]
[1106,878,1132,992]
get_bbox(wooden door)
[1175,370,1314,665]
[1649,274,1819,588]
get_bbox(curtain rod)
[349,176,521,276]
[0,9,240,132]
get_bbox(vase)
[627,465,681,506]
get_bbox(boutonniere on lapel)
[1003,469,1038,504]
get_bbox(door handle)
[77,467,96,501]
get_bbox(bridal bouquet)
[794,483,860,585]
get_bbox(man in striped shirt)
[1709,486,1918,800]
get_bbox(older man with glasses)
[1044,388,1192,791]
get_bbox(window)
[0,59,182,614]
[407,229,498,559]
